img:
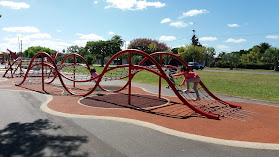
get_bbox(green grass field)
[93,66,279,103]
[206,67,279,73]
[197,71,279,103]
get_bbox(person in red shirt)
[174,66,201,101]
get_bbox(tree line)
[5,34,279,71]
[20,35,170,67]
[216,42,279,71]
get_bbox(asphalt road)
[1,88,279,156]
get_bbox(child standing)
[174,66,201,101]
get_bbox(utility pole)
[191,29,202,62]
[18,36,20,53]
[192,30,196,62]
[20,40,22,57]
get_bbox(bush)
[215,61,230,68]
[239,63,274,70]
[84,55,96,65]
[214,61,274,70]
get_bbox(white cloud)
[76,33,105,41]
[3,36,19,44]
[217,45,231,51]
[160,18,171,23]
[266,35,279,39]
[225,38,246,43]
[0,1,30,9]
[73,33,106,46]
[136,1,165,9]
[2,33,70,52]
[94,1,98,4]
[105,0,165,10]
[169,21,193,28]
[228,24,240,27]
[105,0,134,10]
[73,40,88,46]
[179,9,209,19]
[2,26,40,33]
[32,40,71,50]
[25,33,52,39]
[57,30,62,32]
[108,31,115,35]
[199,37,217,41]
[159,36,176,41]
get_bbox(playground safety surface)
[1,76,279,147]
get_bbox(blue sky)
[1,0,279,55]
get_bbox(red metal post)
[41,54,45,91]
[73,54,76,88]
[128,51,132,105]
[159,54,162,99]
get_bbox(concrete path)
[1,89,279,157]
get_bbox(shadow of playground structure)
[0,119,88,157]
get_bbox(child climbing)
[90,68,98,81]
[174,66,201,101]
[166,54,181,88]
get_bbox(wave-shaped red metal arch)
[3,49,24,78]
[145,52,241,109]
[15,50,221,119]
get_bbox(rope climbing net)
[146,65,255,121]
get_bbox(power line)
[200,31,279,38]
[162,31,279,43]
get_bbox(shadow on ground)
[81,93,200,119]
[18,84,201,119]
[0,119,88,157]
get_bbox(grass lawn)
[206,67,279,73]
[197,71,279,103]
[93,66,279,104]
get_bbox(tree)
[85,40,121,67]
[258,42,271,54]
[264,47,279,71]
[66,45,87,63]
[132,55,142,64]
[217,52,226,58]
[191,35,202,47]
[111,35,124,64]
[111,35,124,47]
[84,55,96,65]
[128,38,169,54]
[67,45,84,55]
[178,45,205,62]
[239,49,249,56]
[148,42,157,53]
[240,54,249,68]
[23,46,55,58]
[247,46,261,63]
[171,48,179,54]
[204,47,216,66]
[223,53,240,70]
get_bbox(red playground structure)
[4,49,253,120]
